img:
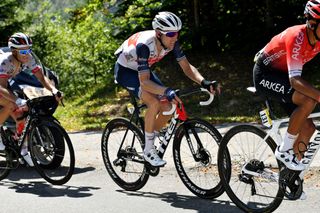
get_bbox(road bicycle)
[0,95,75,185]
[101,87,225,199]
[217,87,320,212]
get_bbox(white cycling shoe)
[144,148,166,167]
[22,153,34,167]
[0,140,5,151]
[21,147,34,167]
[275,147,305,171]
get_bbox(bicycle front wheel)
[101,118,149,191]
[218,124,284,213]
[173,118,224,199]
[29,119,75,185]
[0,150,11,180]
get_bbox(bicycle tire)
[218,124,284,213]
[173,118,225,199]
[101,118,149,191]
[29,119,75,185]
[32,122,65,169]
[0,150,11,180]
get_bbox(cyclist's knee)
[293,93,317,110]
[159,101,171,112]
[1,101,15,112]
[141,94,160,110]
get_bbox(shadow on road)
[117,190,243,213]
[0,166,100,198]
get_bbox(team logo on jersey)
[292,32,304,61]
[259,79,285,94]
[263,50,286,66]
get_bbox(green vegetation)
[1,0,320,131]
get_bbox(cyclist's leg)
[154,101,172,132]
[141,90,166,166]
[253,63,304,170]
[149,71,172,133]
[294,118,315,159]
[0,98,14,150]
[289,92,317,158]
[0,98,15,124]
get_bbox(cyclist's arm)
[178,58,204,84]
[137,43,166,95]
[33,69,58,94]
[285,32,320,101]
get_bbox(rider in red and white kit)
[254,0,320,174]
[114,12,220,167]
[0,32,62,166]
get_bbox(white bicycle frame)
[261,112,320,180]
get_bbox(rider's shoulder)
[136,30,156,44]
[285,24,307,37]
[0,52,14,65]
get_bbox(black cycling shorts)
[253,58,297,116]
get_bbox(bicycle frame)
[261,112,320,180]
[119,88,213,163]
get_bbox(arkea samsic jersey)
[115,30,186,73]
[262,24,320,78]
[0,52,41,79]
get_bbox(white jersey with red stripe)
[115,30,185,72]
[0,52,41,79]
[262,24,320,78]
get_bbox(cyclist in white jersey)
[114,12,220,167]
[0,32,62,166]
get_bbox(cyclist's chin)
[18,57,29,64]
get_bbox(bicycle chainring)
[279,167,303,200]
[145,163,160,177]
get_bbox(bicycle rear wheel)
[218,125,284,213]
[173,118,225,199]
[29,120,75,185]
[101,118,149,191]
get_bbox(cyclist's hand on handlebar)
[52,88,63,102]
[201,79,221,95]
[164,88,182,105]
[15,98,27,107]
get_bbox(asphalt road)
[0,126,320,213]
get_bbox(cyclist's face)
[14,47,32,63]
[160,32,178,50]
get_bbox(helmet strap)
[156,32,168,50]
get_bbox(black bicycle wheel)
[218,125,284,213]
[101,118,149,191]
[31,123,65,169]
[0,150,11,180]
[29,120,75,185]
[173,118,224,199]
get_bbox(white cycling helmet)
[152,11,182,32]
[8,32,33,49]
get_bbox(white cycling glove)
[15,98,27,107]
